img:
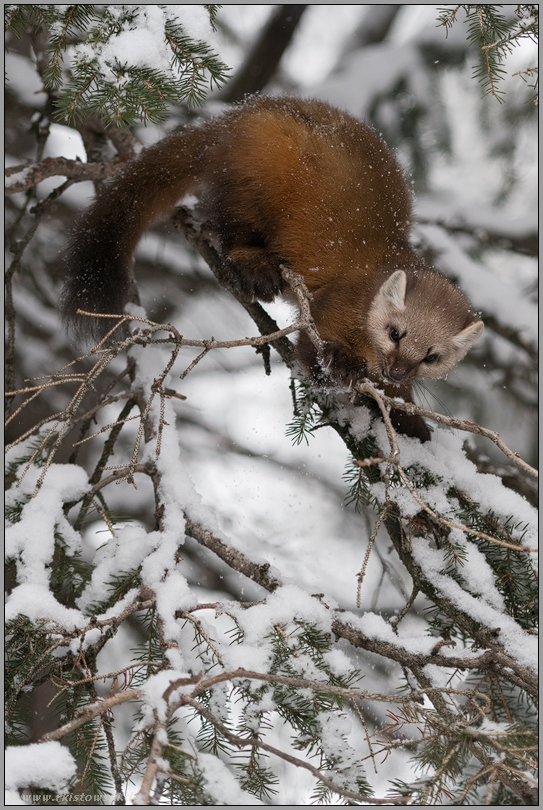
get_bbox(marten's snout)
[384,358,413,382]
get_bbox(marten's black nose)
[388,368,404,382]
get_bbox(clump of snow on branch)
[5,462,89,628]
[5,742,77,793]
[411,537,537,672]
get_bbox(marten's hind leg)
[223,244,285,302]
[206,180,285,302]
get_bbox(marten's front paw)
[318,341,367,389]
[225,247,284,302]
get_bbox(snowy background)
[5,4,538,806]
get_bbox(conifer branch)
[5,23,537,799]
[178,695,413,806]
[355,382,538,481]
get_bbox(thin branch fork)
[36,662,481,746]
[77,307,305,351]
[42,596,156,643]
[354,381,538,480]
[40,688,143,743]
[480,26,538,52]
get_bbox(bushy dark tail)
[61,125,207,343]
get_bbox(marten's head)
[366,269,484,385]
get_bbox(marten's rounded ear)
[378,270,406,310]
[452,320,484,354]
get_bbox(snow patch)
[5,742,77,793]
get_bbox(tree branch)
[355,382,538,481]
[221,5,309,103]
[178,694,412,805]
[172,208,296,366]
[40,687,143,742]
[184,517,282,593]
[5,156,127,196]
[417,215,538,259]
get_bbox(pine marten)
[62,96,483,441]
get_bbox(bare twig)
[133,717,168,805]
[280,264,324,353]
[362,387,538,480]
[396,462,536,552]
[357,506,389,607]
[390,586,420,634]
[40,688,143,742]
[353,456,388,468]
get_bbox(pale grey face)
[366,270,484,385]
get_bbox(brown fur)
[62,97,483,441]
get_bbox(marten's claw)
[224,248,285,302]
[318,341,367,389]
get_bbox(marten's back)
[62,96,415,341]
[199,97,413,291]
[62,96,483,442]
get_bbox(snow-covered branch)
[5,11,537,801]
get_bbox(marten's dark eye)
[389,328,400,343]
[423,353,438,364]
